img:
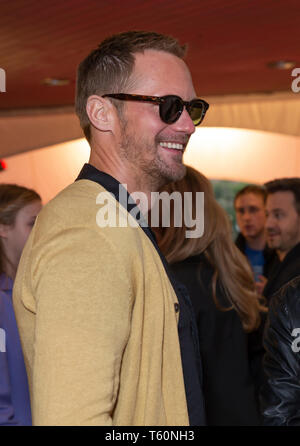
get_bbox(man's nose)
[171,108,196,135]
[265,215,273,229]
[242,211,251,220]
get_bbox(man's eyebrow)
[268,207,284,213]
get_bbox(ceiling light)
[267,60,296,70]
[42,78,70,86]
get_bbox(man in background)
[234,185,276,295]
[260,178,300,424]
[263,178,300,301]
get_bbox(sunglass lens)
[189,102,204,126]
[160,96,183,124]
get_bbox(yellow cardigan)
[13,179,189,426]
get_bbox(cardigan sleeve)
[27,226,133,426]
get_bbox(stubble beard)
[268,216,300,253]
[281,222,300,253]
[119,117,187,191]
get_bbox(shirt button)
[174,303,179,313]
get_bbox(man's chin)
[162,164,186,185]
[266,240,278,250]
[244,231,257,239]
[146,159,187,190]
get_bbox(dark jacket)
[171,253,260,426]
[261,276,300,426]
[235,233,276,399]
[263,242,300,301]
[235,233,277,279]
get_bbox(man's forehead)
[266,191,295,209]
[131,49,195,96]
[133,48,186,65]
[236,193,264,208]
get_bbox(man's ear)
[86,95,115,132]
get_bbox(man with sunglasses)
[13,31,208,426]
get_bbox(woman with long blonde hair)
[153,166,266,425]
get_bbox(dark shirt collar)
[77,164,127,208]
[76,163,157,243]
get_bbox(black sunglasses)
[102,93,209,126]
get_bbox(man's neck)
[277,242,300,262]
[88,158,156,214]
[88,140,165,213]
[245,233,266,251]
[277,250,286,262]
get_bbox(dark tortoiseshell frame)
[103,93,209,126]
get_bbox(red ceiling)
[0,0,300,111]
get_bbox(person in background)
[263,178,300,302]
[259,179,300,425]
[260,275,300,425]
[234,185,277,296]
[153,166,266,425]
[0,184,42,425]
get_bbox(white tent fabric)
[0,107,81,158]
[0,139,90,203]
[203,92,300,137]
[185,127,300,183]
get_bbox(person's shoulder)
[33,180,149,256]
[36,180,110,230]
[235,232,246,251]
[270,275,300,323]
[172,252,213,273]
[283,242,300,264]
[43,180,102,213]
[171,252,214,292]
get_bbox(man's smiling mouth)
[159,142,184,151]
